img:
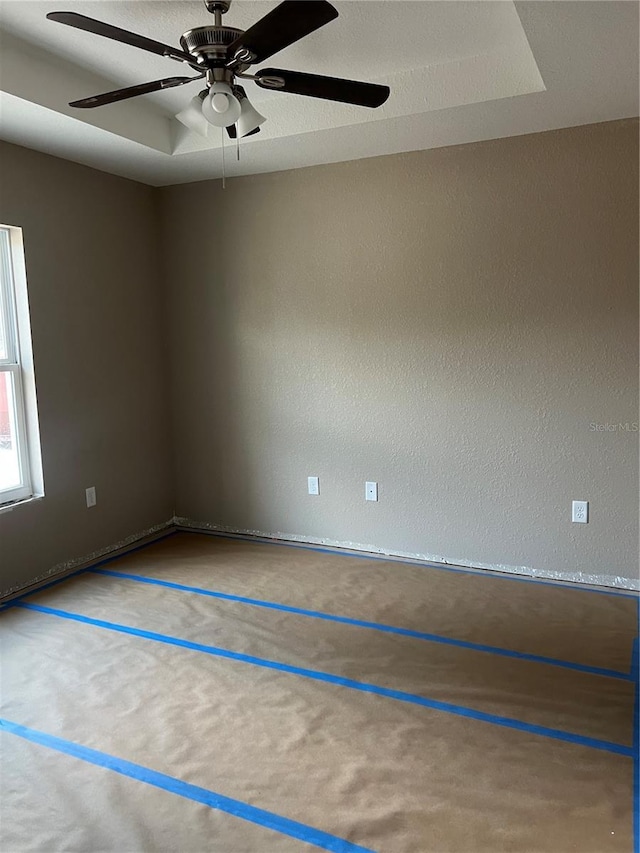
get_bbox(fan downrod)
[204,1,231,30]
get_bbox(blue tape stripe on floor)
[632,639,638,853]
[15,602,633,758]
[91,569,632,681]
[0,718,373,853]
[192,530,638,600]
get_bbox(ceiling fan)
[47,0,391,140]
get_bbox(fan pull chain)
[220,126,226,189]
[236,128,240,161]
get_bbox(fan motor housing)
[180,26,244,66]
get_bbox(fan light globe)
[237,96,266,138]
[202,83,241,127]
[176,93,210,137]
[211,93,229,113]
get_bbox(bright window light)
[0,225,43,506]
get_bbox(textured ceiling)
[0,1,637,186]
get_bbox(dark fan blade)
[47,12,199,66]
[228,1,338,65]
[255,68,390,108]
[70,76,202,109]
[226,125,261,139]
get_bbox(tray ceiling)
[0,1,637,186]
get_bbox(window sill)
[0,494,44,515]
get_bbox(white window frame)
[0,225,43,506]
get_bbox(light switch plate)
[365,481,378,501]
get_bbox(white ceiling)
[0,1,637,186]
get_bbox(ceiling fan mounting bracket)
[203,1,231,15]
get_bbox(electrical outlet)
[85,486,97,508]
[365,481,378,501]
[572,500,588,523]
[308,476,319,496]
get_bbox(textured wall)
[159,119,638,585]
[0,142,173,594]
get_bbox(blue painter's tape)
[190,530,639,600]
[92,569,632,682]
[15,602,634,758]
[0,718,374,853]
[631,637,639,853]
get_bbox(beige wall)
[1,120,636,593]
[159,119,639,585]
[0,142,173,595]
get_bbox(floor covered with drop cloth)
[1,531,638,853]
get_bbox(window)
[0,225,43,505]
